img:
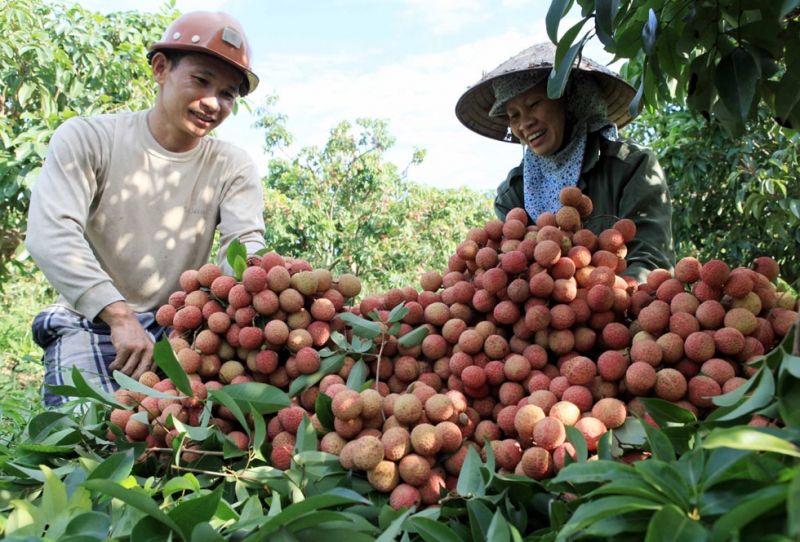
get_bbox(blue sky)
[77,1,616,192]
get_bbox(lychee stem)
[146,447,225,456]
[372,329,388,392]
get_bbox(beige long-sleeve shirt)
[26,110,266,321]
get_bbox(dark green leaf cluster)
[547,0,800,136]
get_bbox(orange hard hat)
[148,11,259,96]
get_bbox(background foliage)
[0,0,175,282]
[628,104,800,285]
[256,106,493,294]
[546,0,800,136]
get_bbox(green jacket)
[495,132,675,284]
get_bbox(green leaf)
[548,36,586,100]
[467,499,494,542]
[703,427,800,457]
[172,415,212,442]
[346,360,368,390]
[710,484,787,542]
[163,476,201,499]
[226,239,248,278]
[597,430,614,461]
[83,479,183,539]
[486,510,511,542]
[207,389,250,437]
[707,367,775,422]
[711,367,761,407]
[715,47,760,122]
[220,382,291,414]
[41,465,68,532]
[241,488,370,541]
[315,392,334,432]
[376,507,414,542]
[17,443,75,454]
[397,325,429,348]
[702,448,749,490]
[789,471,800,537]
[63,512,111,538]
[456,446,486,497]
[5,499,45,537]
[191,522,226,542]
[546,0,575,43]
[113,370,186,400]
[293,415,317,454]
[645,504,708,542]
[640,398,697,425]
[778,355,800,427]
[337,312,382,339]
[132,515,171,542]
[63,366,119,406]
[387,303,409,323]
[550,460,634,485]
[87,449,135,483]
[588,479,671,503]
[595,0,619,47]
[642,8,658,56]
[565,426,588,462]
[17,81,35,107]
[27,411,76,441]
[250,402,267,460]
[350,336,373,354]
[633,460,690,511]
[288,353,345,397]
[153,337,193,396]
[630,71,646,118]
[408,516,463,542]
[558,496,662,539]
[640,418,675,461]
[555,18,590,67]
[167,486,223,541]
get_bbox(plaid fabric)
[32,305,165,407]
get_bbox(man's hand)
[101,301,155,380]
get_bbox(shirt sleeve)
[217,156,266,270]
[618,148,676,284]
[25,118,125,321]
[494,161,524,220]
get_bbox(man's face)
[505,84,566,156]
[152,52,243,146]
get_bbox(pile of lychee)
[106,253,362,454]
[105,186,799,511]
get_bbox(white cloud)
[399,0,490,35]
[501,0,533,7]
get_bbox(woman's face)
[505,83,566,156]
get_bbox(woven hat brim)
[455,44,637,143]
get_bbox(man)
[25,11,266,407]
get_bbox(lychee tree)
[256,104,494,294]
[0,0,176,282]
[545,0,800,135]
[627,104,800,284]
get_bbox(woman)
[455,43,675,284]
